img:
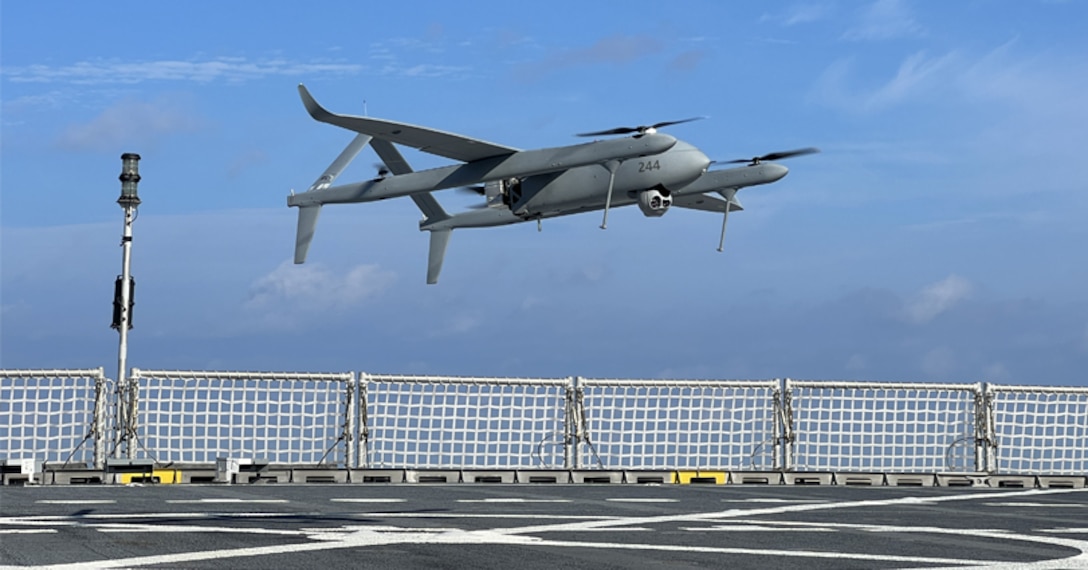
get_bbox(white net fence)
[0,369,108,467]
[786,380,981,472]
[7,368,1088,476]
[129,369,353,465]
[362,375,569,468]
[987,385,1088,474]
[577,379,780,470]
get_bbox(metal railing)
[3,368,1086,475]
[0,368,109,468]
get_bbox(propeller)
[576,117,705,138]
[719,147,820,166]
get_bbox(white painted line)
[720,499,827,504]
[349,512,625,520]
[457,498,571,503]
[330,498,406,503]
[0,529,59,534]
[984,502,1085,508]
[93,523,304,535]
[682,525,830,532]
[166,499,288,504]
[605,498,677,503]
[36,500,116,505]
[78,512,316,519]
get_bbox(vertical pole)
[563,377,583,470]
[780,378,793,472]
[345,373,356,473]
[772,382,782,472]
[976,383,995,473]
[93,367,107,469]
[113,153,141,460]
[116,204,135,458]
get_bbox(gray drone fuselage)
[288,84,807,283]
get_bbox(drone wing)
[298,84,519,163]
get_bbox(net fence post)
[979,383,997,473]
[778,378,795,472]
[344,372,356,472]
[114,367,139,459]
[563,376,582,470]
[92,367,108,469]
[986,384,997,473]
[358,373,369,469]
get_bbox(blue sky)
[2,1,1086,384]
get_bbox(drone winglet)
[298,84,334,123]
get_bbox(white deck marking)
[682,525,830,532]
[985,502,1085,508]
[349,513,625,520]
[35,500,116,505]
[166,499,288,504]
[0,529,58,534]
[457,498,571,503]
[330,498,406,503]
[606,498,677,503]
[720,498,827,503]
[8,488,1087,570]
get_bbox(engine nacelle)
[637,189,672,217]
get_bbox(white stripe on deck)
[457,498,571,503]
[330,498,406,503]
[166,499,288,504]
[36,500,116,505]
[605,498,677,503]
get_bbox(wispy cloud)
[842,0,924,41]
[762,3,832,26]
[242,260,395,331]
[904,274,973,324]
[812,50,956,113]
[515,34,664,82]
[427,314,483,337]
[3,57,365,85]
[56,95,205,151]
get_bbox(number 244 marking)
[638,160,660,172]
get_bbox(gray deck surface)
[2,485,1087,569]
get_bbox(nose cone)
[763,163,789,181]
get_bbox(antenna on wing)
[363,99,368,117]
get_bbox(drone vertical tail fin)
[293,205,322,264]
[409,192,452,284]
[427,229,452,285]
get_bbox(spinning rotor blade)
[721,147,820,165]
[576,117,705,137]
